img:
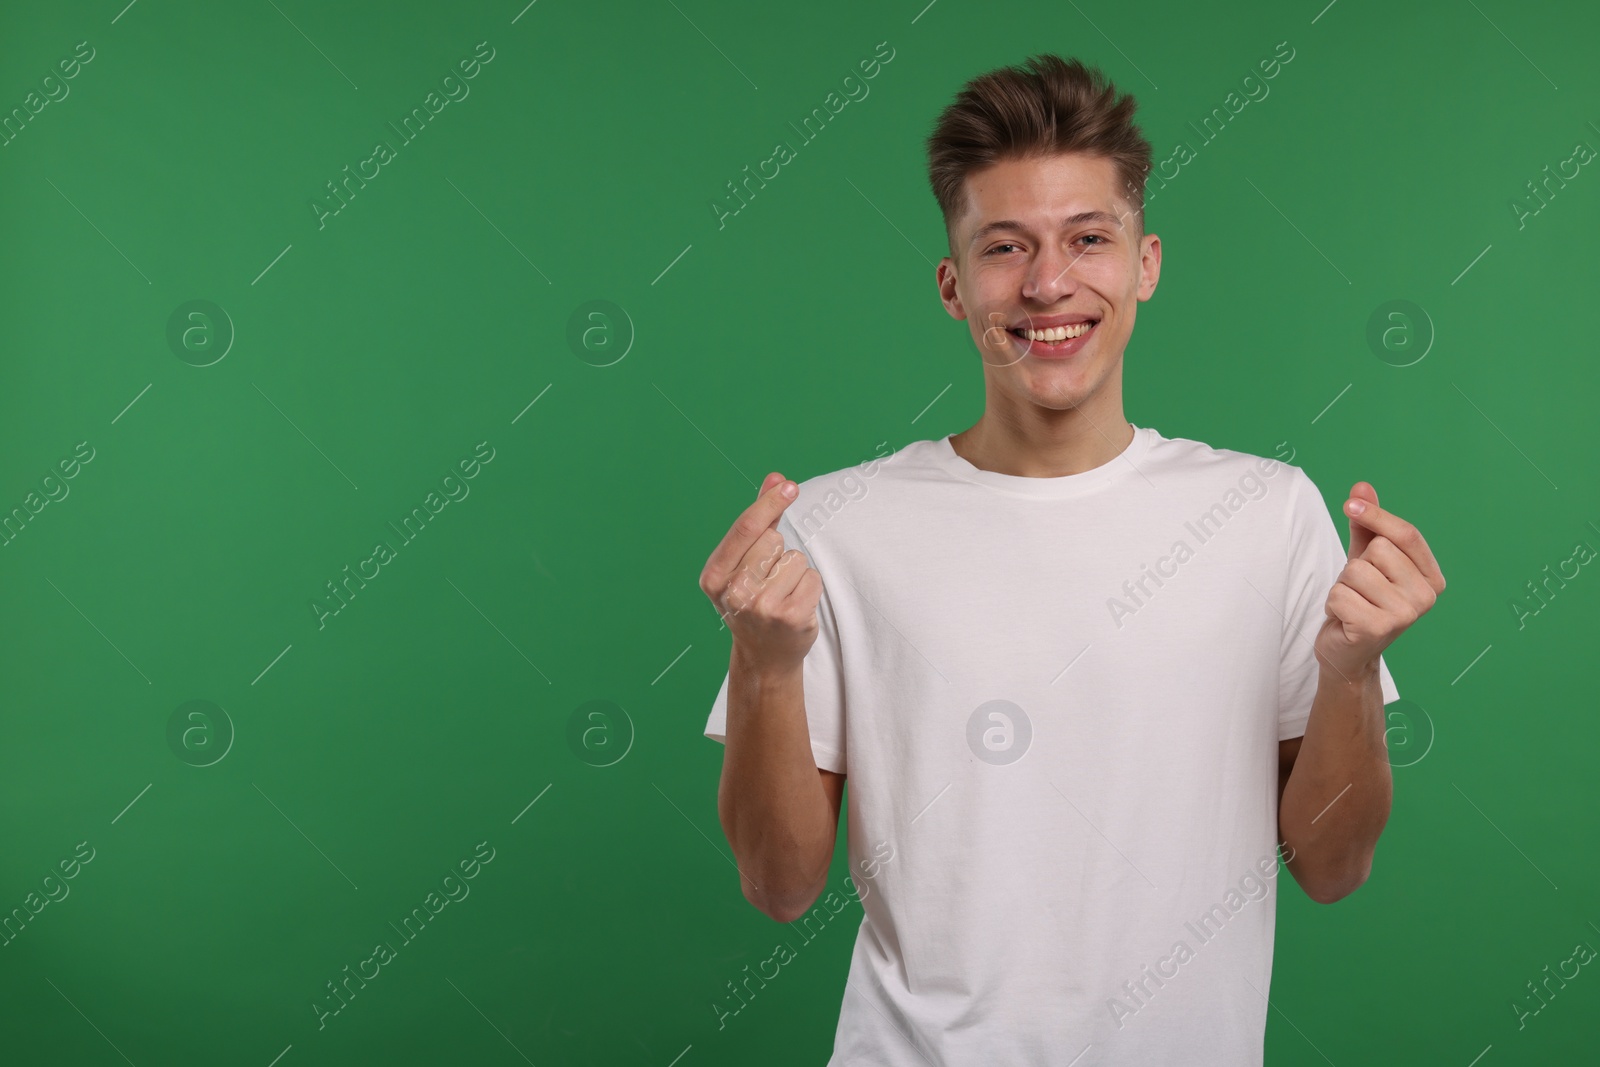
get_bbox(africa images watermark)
[710,840,896,1030]
[710,40,897,230]
[1509,520,1597,630]
[1138,40,1297,209]
[0,39,96,150]
[784,439,898,547]
[1,841,97,948]
[1,440,96,550]
[1509,130,1595,230]
[1104,455,1286,629]
[1511,924,1598,1030]
[1106,841,1294,1030]
[311,840,496,1030]
[311,441,496,630]
[310,41,497,230]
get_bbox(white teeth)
[1022,322,1093,342]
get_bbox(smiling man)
[700,54,1445,1066]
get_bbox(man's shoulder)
[783,437,939,502]
[1148,426,1275,469]
[776,436,938,546]
[1147,427,1306,488]
[792,437,936,485]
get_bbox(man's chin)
[1038,359,1112,402]
[1015,380,1092,411]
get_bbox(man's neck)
[949,411,1134,478]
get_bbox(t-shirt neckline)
[932,423,1155,499]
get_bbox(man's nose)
[1022,243,1079,304]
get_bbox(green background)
[1,0,1596,1063]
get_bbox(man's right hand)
[699,472,823,672]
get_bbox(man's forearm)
[717,649,835,921]
[1278,664,1394,903]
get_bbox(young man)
[698,54,1444,1066]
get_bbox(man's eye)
[986,243,1020,256]
[1078,234,1108,246]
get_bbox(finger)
[762,548,811,601]
[1344,492,1446,594]
[703,474,797,591]
[739,528,788,584]
[724,529,788,610]
[1335,557,1409,616]
[1344,482,1379,562]
[725,546,811,620]
[1360,536,1438,610]
[1324,581,1387,641]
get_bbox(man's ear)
[937,257,967,321]
[1136,233,1162,301]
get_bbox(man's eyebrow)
[966,211,1126,246]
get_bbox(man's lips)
[1006,319,1098,357]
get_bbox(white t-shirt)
[703,423,1398,1066]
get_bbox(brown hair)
[924,54,1151,257]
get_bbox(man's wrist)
[1317,657,1381,691]
[730,644,804,687]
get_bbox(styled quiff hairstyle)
[925,54,1152,258]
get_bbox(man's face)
[936,152,1160,415]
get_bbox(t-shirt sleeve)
[1278,467,1400,741]
[703,510,848,774]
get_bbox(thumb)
[759,471,787,500]
[1344,481,1379,560]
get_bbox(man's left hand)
[1314,482,1446,682]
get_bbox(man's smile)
[1004,315,1100,357]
